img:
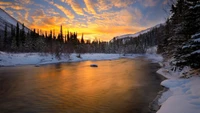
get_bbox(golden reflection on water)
[36,60,140,113]
[0,58,161,113]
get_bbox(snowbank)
[0,50,164,67]
[0,52,121,67]
[157,78,200,113]
[157,60,200,113]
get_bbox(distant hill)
[0,8,30,37]
[111,23,164,42]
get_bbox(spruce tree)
[4,23,7,49]
[60,25,63,42]
[67,31,70,43]
[21,23,25,46]
[167,0,188,56]
[53,29,56,40]
[174,0,200,69]
[81,33,85,44]
[16,23,19,47]
[11,24,15,38]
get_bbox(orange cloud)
[16,0,33,5]
[46,8,60,15]
[96,0,112,11]
[62,0,84,15]
[0,1,12,5]
[86,7,142,27]
[25,9,29,21]
[111,0,135,8]
[84,0,96,14]
[54,4,74,19]
[46,0,74,19]
[32,9,45,17]
[96,0,136,11]
[93,26,145,34]
[0,1,25,11]
[43,17,56,25]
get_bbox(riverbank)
[155,60,200,113]
[0,51,163,67]
[0,52,121,67]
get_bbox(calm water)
[0,58,163,113]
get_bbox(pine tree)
[60,25,63,42]
[45,31,48,38]
[16,22,19,47]
[21,23,25,46]
[67,31,70,43]
[81,33,85,44]
[64,31,67,43]
[11,24,15,38]
[53,29,56,40]
[174,0,200,69]
[4,23,7,49]
[176,33,200,68]
[167,0,188,56]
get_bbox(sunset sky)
[0,0,170,41]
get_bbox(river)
[0,58,163,113]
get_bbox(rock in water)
[90,64,98,67]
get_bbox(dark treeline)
[110,25,165,54]
[0,23,112,59]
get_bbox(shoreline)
[149,87,168,113]
[149,63,168,113]
[0,52,163,67]
[0,52,122,67]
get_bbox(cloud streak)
[84,0,96,14]
[62,0,84,15]
[140,0,157,7]
[46,0,74,19]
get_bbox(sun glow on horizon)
[0,0,168,41]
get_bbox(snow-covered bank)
[0,51,164,67]
[156,60,200,113]
[0,52,123,67]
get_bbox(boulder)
[90,64,98,67]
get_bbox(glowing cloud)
[62,0,84,15]
[47,0,74,19]
[84,0,96,14]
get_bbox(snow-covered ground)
[157,60,200,113]
[0,52,124,67]
[0,47,163,67]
